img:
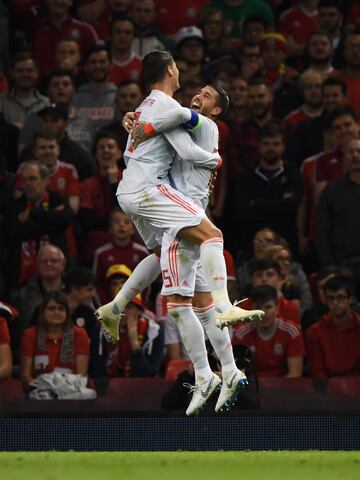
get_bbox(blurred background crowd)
[0,0,359,398]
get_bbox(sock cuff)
[193,303,215,315]
[167,302,192,312]
[201,237,224,248]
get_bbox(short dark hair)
[322,76,347,96]
[252,284,278,304]
[318,0,343,11]
[317,265,342,281]
[248,76,270,89]
[111,14,135,35]
[33,130,59,145]
[84,45,110,64]
[209,82,230,116]
[259,121,285,141]
[92,130,122,156]
[142,50,174,87]
[10,51,35,69]
[251,259,282,276]
[47,68,76,88]
[323,275,353,297]
[63,267,95,293]
[330,106,358,126]
[243,14,268,29]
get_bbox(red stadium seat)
[258,377,315,393]
[165,359,192,381]
[0,379,25,400]
[326,376,360,397]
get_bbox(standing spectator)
[233,122,303,257]
[346,2,360,31]
[105,265,163,378]
[76,0,132,41]
[19,69,95,155]
[55,38,82,81]
[288,76,348,166]
[20,291,90,387]
[175,26,206,82]
[79,132,123,264]
[0,52,48,129]
[4,161,73,288]
[285,69,323,131]
[237,43,263,82]
[73,46,117,131]
[100,80,143,152]
[315,137,360,266]
[10,244,66,330]
[318,0,343,50]
[20,104,96,181]
[306,31,336,75]
[228,77,276,174]
[109,16,142,86]
[12,0,99,78]
[208,0,275,39]
[336,30,360,119]
[92,208,148,303]
[130,0,171,58]
[306,275,360,379]
[154,0,209,38]
[0,306,12,378]
[63,266,107,378]
[199,7,234,65]
[278,0,319,64]
[233,285,305,378]
[226,76,249,124]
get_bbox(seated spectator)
[12,0,99,78]
[0,52,48,129]
[20,291,90,387]
[105,268,164,377]
[20,104,96,181]
[64,267,107,378]
[235,259,301,325]
[130,0,171,58]
[262,244,313,313]
[79,132,124,264]
[0,304,12,378]
[236,227,284,297]
[4,161,73,289]
[305,275,360,379]
[73,46,117,131]
[109,16,142,86]
[233,285,305,378]
[93,208,148,303]
[19,69,95,155]
[10,244,66,330]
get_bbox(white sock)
[167,302,213,381]
[112,253,161,314]
[199,238,232,313]
[194,303,237,377]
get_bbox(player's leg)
[161,236,220,416]
[192,287,248,413]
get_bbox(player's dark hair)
[209,82,230,116]
[252,284,278,304]
[322,76,347,96]
[142,50,174,87]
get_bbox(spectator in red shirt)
[109,16,142,86]
[154,0,208,38]
[20,290,90,387]
[12,0,99,78]
[346,2,360,30]
[233,284,305,378]
[306,275,360,379]
[79,131,123,264]
[93,207,148,303]
[0,312,12,379]
[285,69,323,131]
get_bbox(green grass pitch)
[0,451,359,480]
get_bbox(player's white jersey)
[171,115,219,210]
[117,90,220,196]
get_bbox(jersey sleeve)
[74,326,90,356]
[164,128,220,169]
[146,106,199,133]
[0,318,10,345]
[20,327,36,357]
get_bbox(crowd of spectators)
[0,0,360,400]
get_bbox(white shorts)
[117,184,205,248]
[160,233,210,297]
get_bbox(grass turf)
[0,451,359,480]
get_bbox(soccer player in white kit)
[95,51,263,409]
